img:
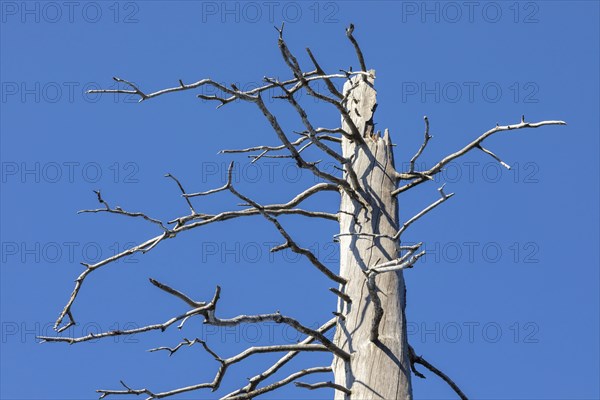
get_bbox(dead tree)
[39,25,565,400]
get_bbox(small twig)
[477,144,511,169]
[112,77,148,100]
[148,337,202,356]
[149,278,205,308]
[79,190,168,231]
[409,116,432,173]
[329,287,352,304]
[305,47,343,99]
[97,380,155,399]
[346,24,367,74]
[184,182,230,198]
[220,132,342,163]
[393,184,454,240]
[164,173,197,213]
[369,251,425,274]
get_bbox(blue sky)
[1,1,599,399]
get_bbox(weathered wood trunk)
[332,73,412,399]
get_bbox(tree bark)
[332,73,413,399]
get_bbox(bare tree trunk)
[333,73,413,399]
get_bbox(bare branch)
[222,318,336,399]
[393,184,455,240]
[409,116,432,173]
[393,118,567,195]
[44,281,348,359]
[89,76,247,103]
[295,128,349,144]
[176,181,340,226]
[147,337,203,356]
[206,315,348,362]
[265,76,362,190]
[42,285,218,343]
[477,144,511,169]
[142,339,331,398]
[305,47,343,99]
[164,173,196,214]
[276,28,366,145]
[184,182,230,198]
[97,380,155,399]
[254,94,351,188]
[79,190,168,231]
[148,278,205,309]
[225,366,333,400]
[52,232,169,330]
[112,77,148,100]
[99,360,335,400]
[53,158,340,333]
[226,163,346,285]
[51,180,338,331]
[409,345,469,400]
[369,250,426,274]
[219,131,342,163]
[346,24,367,74]
[295,380,351,395]
[149,338,326,360]
[329,287,352,303]
[89,69,369,105]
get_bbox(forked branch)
[51,178,339,332]
[41,279,349,354]
[394,117,566,194]
[222,318,337,398]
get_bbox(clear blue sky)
[1,1,598,399]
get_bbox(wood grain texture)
[333,73,413,399]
